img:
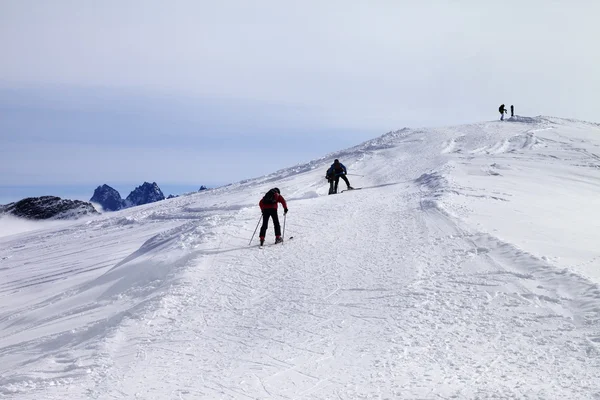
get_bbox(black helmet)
[272,187,280,194]
[334,159,339,163]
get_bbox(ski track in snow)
[1,116,600,399]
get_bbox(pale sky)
[1,1,599,200]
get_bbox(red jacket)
[259,193,287,210]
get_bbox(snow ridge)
[1,116,600,398]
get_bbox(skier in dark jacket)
[511,105,514,117]
[259,188,288,246]
[499,104,507,120]
[326,159,354,194]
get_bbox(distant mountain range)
[90,182,209,212]
[0,182,209,220]
[90,182,165,211]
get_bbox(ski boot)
[275,236,283,244]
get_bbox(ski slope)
[1,116,600,399]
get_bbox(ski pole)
[282,213,286,240]
[249,214,262,245]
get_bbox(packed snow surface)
[1,116,600,399]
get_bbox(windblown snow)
[1,116,600,399]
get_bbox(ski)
[259,236,293,248]
[340,188,362,193]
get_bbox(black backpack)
[262,189,278,204]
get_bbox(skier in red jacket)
[259,188,288,246]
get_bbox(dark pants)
[259,208,281,239]
[328,174,351,194]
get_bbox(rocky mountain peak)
[90,184,125,211]
[1,196,99,220]
[125,182,165,207]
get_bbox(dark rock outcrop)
[90,184,125,211]
[199,185,208,191]
[125,182,165,207]
[1,196,99,220]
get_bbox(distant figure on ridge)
[258,188,288,246]
[499,104,508,120]
[326,159,354,195]
[511,105,515,117]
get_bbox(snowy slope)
[1,116,600,399]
